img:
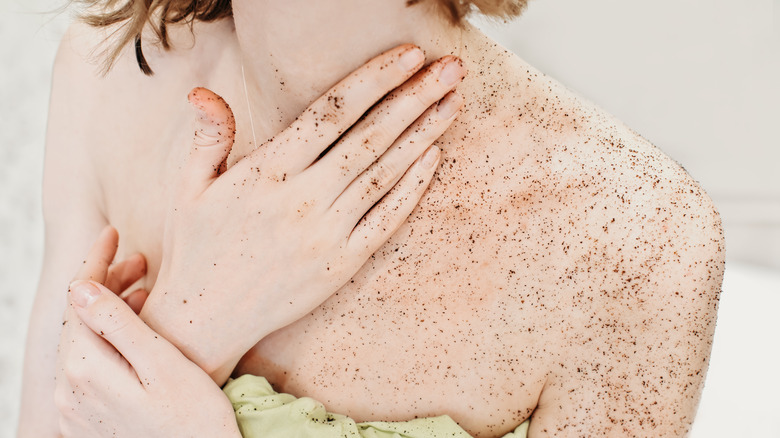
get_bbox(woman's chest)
[96,111,190,286]
[98,123,568,437]
[237,208,551,435]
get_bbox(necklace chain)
[241,61,259,149]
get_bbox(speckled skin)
[27,11,723,438]
[239,51,724,435]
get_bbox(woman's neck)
[231,0,472,136]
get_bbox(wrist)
[139,288,244,384]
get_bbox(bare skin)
[20,2,723,437]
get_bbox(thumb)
[181,87,236,198]
[68,280,164,380]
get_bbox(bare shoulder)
[47,18,235,204]
[45,20,119,218]
[51,17,232,114]
[49,20,148,147]
[51,20,145,103]
[484,60,725,435]
[490,55,725,294]
[53,20,105,75]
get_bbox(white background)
[1,0,778,436]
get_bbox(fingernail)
[436,91,463,119]
[439,58,466,86]
[69,280,101,308]
[421,145,440,169]
[400,47,425,71]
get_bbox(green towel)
[224,375,530,438]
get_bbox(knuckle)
[411,66,448,105]
[358,124,391,153]
[412,80,446,109]
[304,94,344,133]
[300,234,334,260]
[357,56,394,88]
[323,93,346,116]
[410,87,431,107]
[102,311,133,338]
[293,198,318,219]
[372,161,397,186]
[192,127,223,148]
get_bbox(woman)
[20,0,724,436]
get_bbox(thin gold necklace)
[240,61,259,149]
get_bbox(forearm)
[18,224,108,437]
[18,289,64,438]
[19,234,107,437]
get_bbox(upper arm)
[17,22,109,437]
[529,161,725,436]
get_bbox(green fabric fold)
[224,375,529,438]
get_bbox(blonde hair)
[71,0,528,75]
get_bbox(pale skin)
[19,0,724,437]
[55,41,457,436]
[54,43,459,437]
[57,227,242,438]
